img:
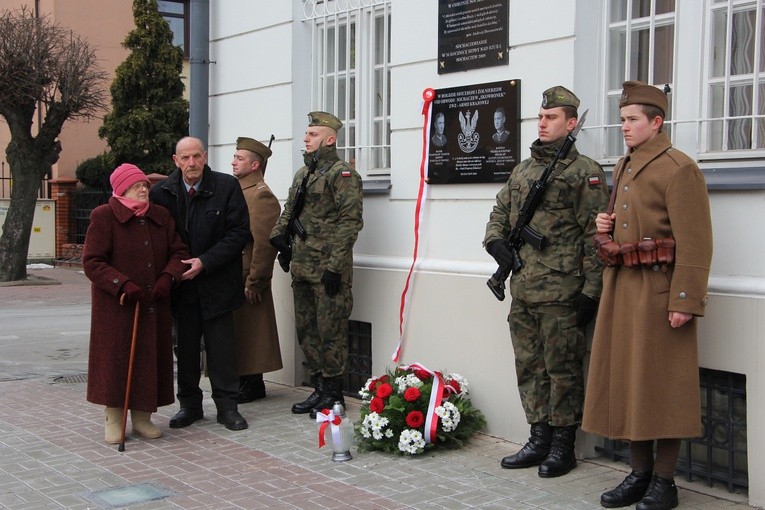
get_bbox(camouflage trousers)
[292,279,353,378]
[508,299,585,427]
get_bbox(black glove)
[576,294,599,327]
[121,281,142,302]
[321,270,342,297]
[270,233,292,257]
[486,240,515,268]
[277,252,291,273]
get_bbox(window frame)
[303,0,392,184]
[158,0,189,60]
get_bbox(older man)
[149,136,251,431]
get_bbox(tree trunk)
[0,156,49,282]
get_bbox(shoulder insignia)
[341,170,351,177]
[587,176,602,186]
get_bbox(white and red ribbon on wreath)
[316,409,342,448]
[391,88,436,364]
[400,361,457,444]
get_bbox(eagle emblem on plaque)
[458,110,480,153]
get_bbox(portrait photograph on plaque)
[438,0,509,74]
[427,80,520,185]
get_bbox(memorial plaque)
[438,0,509,74]
[428,80,520,185]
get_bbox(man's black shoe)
[168,407,203,428]
[217,409,248,431]
[601,471,652,508]
[636,475,678,510]
[238,375,266,403]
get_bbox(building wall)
[0,0,133,180]
[211,1,765,504]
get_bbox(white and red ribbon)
[401,361,445,444]
[316,409,342,448]
[392,88,436,363]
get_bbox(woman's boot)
[131,410,162,439]
[104,407,123,444]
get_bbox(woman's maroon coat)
[83,198,188,412]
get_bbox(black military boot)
[538,425,578,478]
[238,374,266,403]
[310,376,345,419]
[291,374,323,414]
[636,475,678,510]
[600,470,652,508]
[500,422,552,469]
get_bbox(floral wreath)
[356,364,486,455]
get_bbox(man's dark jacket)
[150,165,250,320]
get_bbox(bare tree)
[0,7,107,282]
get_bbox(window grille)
[302,0,392,178]
[596,367,748,493]
[345,320,372,397]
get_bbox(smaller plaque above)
[438,0,509,74]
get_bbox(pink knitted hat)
[110,163,148,196]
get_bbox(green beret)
[236,137,272,161]
[308,111,343,131]
[541,86,580,109]
[619,80,668,116]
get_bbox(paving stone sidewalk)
[0,266,755,509]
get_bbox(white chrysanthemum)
[385,429,394,438]
[398,429,425,454]
[395,373,423,393]
[435,401,461,432]
[359,377,377,400]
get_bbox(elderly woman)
[83,163,189,444]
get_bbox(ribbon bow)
[316,408,342,448]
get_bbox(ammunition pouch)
[593,233,621,267]
[593,235,675,268]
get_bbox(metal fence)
[75,187,110,244]
[0,161,51,199]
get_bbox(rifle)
[261,134,275,175]
[487,110,589,301]
[286,142,322,242]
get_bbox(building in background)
[0,0,189,188]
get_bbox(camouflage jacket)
[484,139,609,304]
[272,145,363,284]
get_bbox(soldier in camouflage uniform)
[483,86,609,478]
[270,112,363,419]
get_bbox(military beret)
[541,86,580,109]
[308,111,343,131]
[619,80,668,115]
[236,137,272,161]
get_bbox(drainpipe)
[189,0,210,147]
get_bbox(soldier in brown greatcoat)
[231,137,283,402]
[582,81,713,510]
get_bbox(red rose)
[376,382,393,398]
[414,369,431,381]
[369,397,384,413]
[379,374,390,383]
[447,380,461,394]
[406,410,425,428]
[404,387,421,402]
[369,379,379,392]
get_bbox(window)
[158,0,189,59]
[303,0,392,179]
[604,0,676,158]
[703,0,765,154]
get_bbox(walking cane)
[118,297,140,452]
